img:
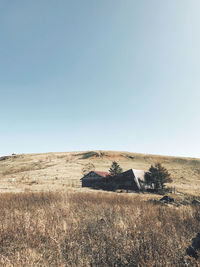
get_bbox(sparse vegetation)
[80,151,100,159]
[0,190,199,266]
[1,162,53,176]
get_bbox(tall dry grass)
[0,190,199,266]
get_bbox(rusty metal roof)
[93,171,110,178]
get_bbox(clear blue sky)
[0,0,199,158]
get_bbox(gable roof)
[132,169,145,182]
[92,171,110,178]
[81,171,110,180]
[120,169,145,190]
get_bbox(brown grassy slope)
[0,151,199,194]
[0,190,199,266]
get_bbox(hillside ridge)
[0,150,199,194]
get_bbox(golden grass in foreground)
[0,190,199,266]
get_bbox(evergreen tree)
[145,163,172,191]
[109,161,123,176]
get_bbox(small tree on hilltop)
[145,163,172,192]
[109,161,123,176]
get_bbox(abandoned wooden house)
[81,169,146,191]
[81,171,110,188]
[109,169,146,191]
[120,169,145,190]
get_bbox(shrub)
[145,163,172,192]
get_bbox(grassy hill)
[0,150,199,195]
[0,151,200,265]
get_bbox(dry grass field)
[0,190,199,266]
[0,151,200,266]
[0,150,199,195]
